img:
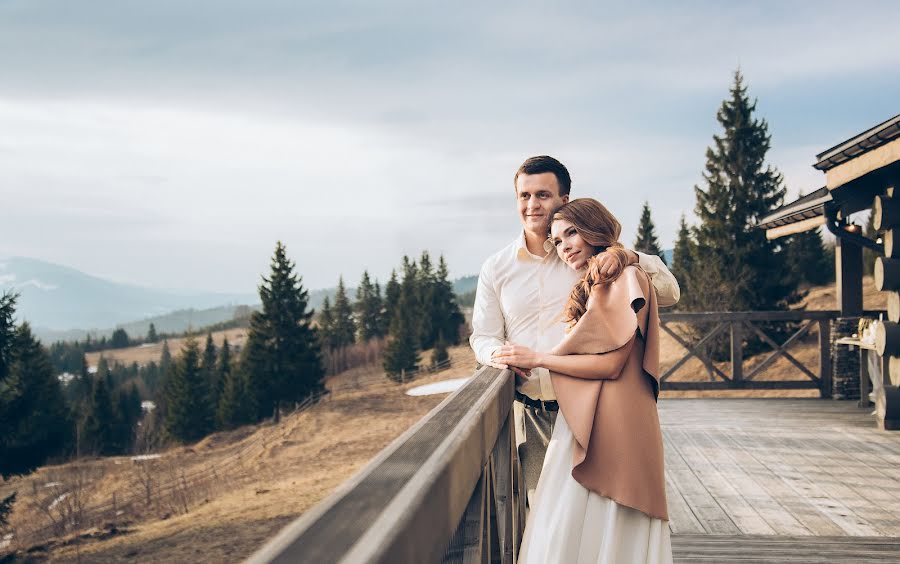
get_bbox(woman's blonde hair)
[550,198,629,325]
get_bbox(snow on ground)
[405,377,470,397]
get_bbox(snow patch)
[43,482,62,488]
[130,454,161,462]
[48,492,70,511]
[0,274,14,284]
[405,378,470,397]
[20,278,58,291]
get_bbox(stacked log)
[873,193,900,430]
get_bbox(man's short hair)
[514,155,572,197]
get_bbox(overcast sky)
[2,1,899,293]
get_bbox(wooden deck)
[661,399,900,562]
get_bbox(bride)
[494,198,672,564]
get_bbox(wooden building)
[759,114,900,429]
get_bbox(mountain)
[0,257,257,334]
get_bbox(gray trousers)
[514,400,558,506]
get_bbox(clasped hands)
[492,343,542,379]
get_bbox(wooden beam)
[765,216,825,240]
[875,257,900,291]
[836,237,863,316]
[826,137,900,190]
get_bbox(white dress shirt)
[470,232,680,401]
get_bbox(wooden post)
[836,237,863,316]
[873,195,900,231]
[730,321,743,386]
[819,319,833,399]
[889,293,900,323]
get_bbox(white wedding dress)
[518,410,673,564]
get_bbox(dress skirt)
[518,411,673,564]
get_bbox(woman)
[494,198,672,564]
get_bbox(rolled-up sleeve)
[469,259,506,368]
[636,252,680,307]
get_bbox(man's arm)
[469,260,506,369]
[634,252,680,307]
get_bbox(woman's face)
[550,218,594,271]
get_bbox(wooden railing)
[246,366,523,564]
[246,309,885,563]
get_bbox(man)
[470,155,679,503]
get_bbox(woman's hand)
[493,343,544,370]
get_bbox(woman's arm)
[493,337,636,380]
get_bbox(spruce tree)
[690,70,797,312]
[864,208,878,276]
[383,263,421,380]
[147,323,158,343]
[242,242,324,422]
[165,335,214,443]
[431,255,465,346]
[331,276,356,348]
[382,271,400,338]
[431,333,449,368]
[201,333,218,406]
[1,319,71,473]
[318,296,335,350]
[671,215,695,307]
[417,251,436,349]
[82,373,117,455]
[786,227,834,287]
[216,337,232,407]
[355,271,384,341]
[111,328,130,349]
[634,201,666,264]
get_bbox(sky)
[2,1,899,293]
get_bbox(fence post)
[731,321,743,386]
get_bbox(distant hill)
[0,257,257,336]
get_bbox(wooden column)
[835,236,863,316]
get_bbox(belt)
[515,391,559,411]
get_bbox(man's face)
[515,172,569,236]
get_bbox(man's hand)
[594,248,639,278]
[493,343,543,371]
[490,348,531,379]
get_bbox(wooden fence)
[657,311,836,393]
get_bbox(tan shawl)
[549,265,667,520]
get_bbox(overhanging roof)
[814,113,900,172]
[758,187,831,230]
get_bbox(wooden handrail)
[245,366,516,564]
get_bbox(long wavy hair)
[550,198,629,326]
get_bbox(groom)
[469,155,680,503]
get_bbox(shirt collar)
[514,231,559,261]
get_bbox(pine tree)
[201,333,218,406]
[431,255,465,346]
[689,70,797,312]
[671,215,695,307]
[111,328,130,349]
[417,252,435,349]
[331,276,356,348]
[147,323,158,343]
[785,227,834,286]
[1,316,71,474]
[216,337,232,407]
[382,271,400,338]
[431,333,449,368]
[355,271,385,341]
[318,296,335,350]
[242,242,324,422]
[82,373,117,455]
[634,201,666,264]
[383,263,421,380]
[165,335,214,443]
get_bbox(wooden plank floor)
[659,399,900,562]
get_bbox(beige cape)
[549,265,667,520]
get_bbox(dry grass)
[3,346,477,562]
[84,328,249,367]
